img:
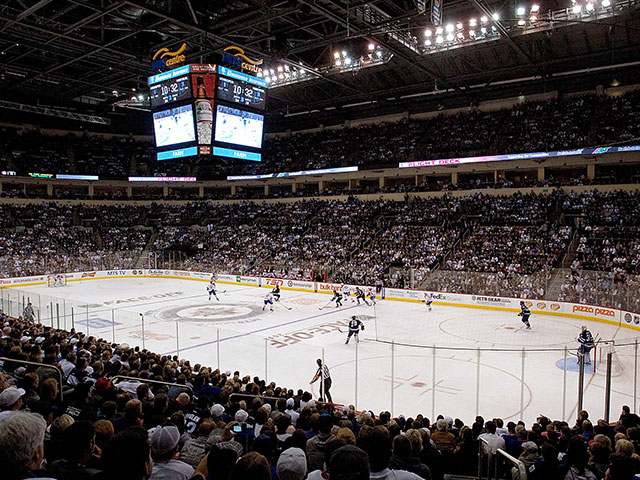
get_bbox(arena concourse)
[2,1,640,480]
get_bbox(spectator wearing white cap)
[277,447,307,480]
[0,386,26,412]
[149,424,194,480]
[285,398,300,427]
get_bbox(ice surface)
[7,278,640,426]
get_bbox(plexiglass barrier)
[2,285,638,425]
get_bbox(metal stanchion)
[605,351,613,422]
[520,347,525,422]
[391,340,395,417]
[562,346,568,421]
[112,310,116,343]
[139,313,145,350]
[176,321,180,358]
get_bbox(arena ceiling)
[1,0,640,131]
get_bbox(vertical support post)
[86,305,90,336]
[111,310,116,343]
[563,346,568,421]
[321,348,325,402]
[264,337,268,382]
[140,313,145,350]
[176,321,180,358]
[217,329,220,370]
[56,303,60,329]
[50,302,54,327]
[38,296,41,324]
[476,348,481,417]
[634,340,638,414]
[355,339,359,410]
[605,351,613,422]
[391,340,395,417]
[578,353,585,414]
[432,345,436,421]
[71,307,75,330]
[520,347,526,422]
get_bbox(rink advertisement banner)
[622,310,640,327]
[0,275,46,287]
[215,274,237,283]
[262,278,315,292]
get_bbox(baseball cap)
[211,404,225,417]
[235,409,248,423]
[276,447,307,480]
[0,387,25,408]
[150,425,181,455]
[95,378,112,390]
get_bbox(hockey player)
[367,287,377,306]
[272,285,281,302]
[342,284,353,303]
[422,292,434,311]
[263,292,274,311]
[332,289,343,308]
[345,315,365,344]
[518,301,531,329]
[207,280,219,301]
[577,325,595,364]
[354,287,369,306]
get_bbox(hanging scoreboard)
[148,63,267,162]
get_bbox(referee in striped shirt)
[310,358,333,403]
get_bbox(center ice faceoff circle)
[159,303,259,322]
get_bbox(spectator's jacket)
[388,456,432,480]
[149,459,194,480]
[306,432,335,472]
[179,435,209,468]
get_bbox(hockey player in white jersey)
[422,292,434,311]
[263,292,275,311]
[207,280,219,301]
[367,287,377,306]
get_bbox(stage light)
[572,4,582,13]
[436,27,444,35]
[585,2,594,11]
[456,22,463,30]
[436,36,444,44]
[446,33,454,41]
[531,4,540,12]
[425,39,432,46]
[516,6,526,15]
[344,57,352,65]
[277,65,283,72]
[469,30,476,37]
[518,19,526,25]
[469,18,477,27]
[457,32,464,39]
[335,60,342,66]
[602,0,611,6]
[368,43,376,50]
[334,51,340,59]
[530,15,537,21]
[480,27,487,34]
[446,23,454,33]
[481,16,488,23]
[492,12,500,21]
[342,50,347,57]
[425,29,432,37]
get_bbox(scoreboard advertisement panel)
[149,75,191,108]
[217,75,266,110]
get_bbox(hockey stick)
[319,299,334,310]
[279,302,293,311]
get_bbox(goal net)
[596,341,625,376]
[47,274,68,287]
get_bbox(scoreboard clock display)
[150,75,192,108]
[217,76,266,111]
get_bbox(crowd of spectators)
[1,314,640,480]
[555,190,640,311]
[1,188,640,307]
[2,90,640,183]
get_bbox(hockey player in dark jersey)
[272,285,281,302]
[577,325,595,364]
[345,315,365,344]
[518,301,531,329]
[332,289,343,308]
[354,287,369,306]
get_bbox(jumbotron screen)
[214,104,264,149]
[152,104,196,148]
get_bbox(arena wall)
[2,269,639,332]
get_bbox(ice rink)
[6,277,640,426]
